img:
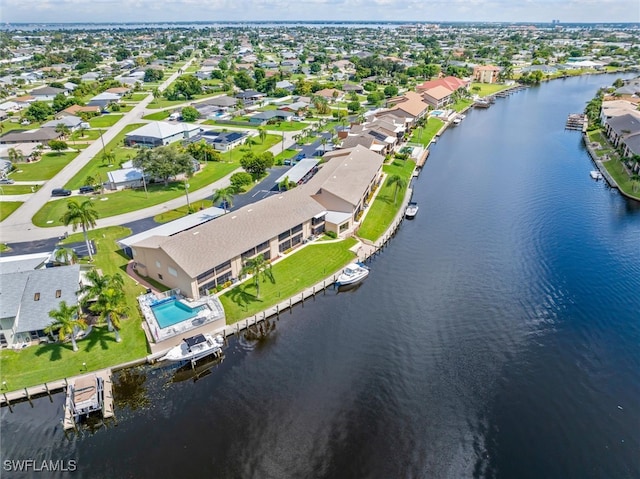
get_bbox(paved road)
[0,74,329,247]
[0,60,194,244]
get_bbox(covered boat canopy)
[184,334,207,349]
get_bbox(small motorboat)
[590,170,603,180]
[405,202,419,219]
[452,117,462,125]
[336,262,369,287]
[160,333,224,363]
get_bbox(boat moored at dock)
[159,333,224,363]
[336,262,370,287]
[405,202,419,219]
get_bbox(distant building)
[124,121,201,148]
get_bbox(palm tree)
[387,174,407,205]
[212,186,235,213]
[240,254,272,299]
[60,199,99,261]
[91,286,127,343]
[45,301,87,352]
[55,123,71,139]
[7,147,25,164]
[53,247,78,265]
[81,270,127,343]
[258,126,267,144]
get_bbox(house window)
[291,223,303,234]
[241,247,256,260]
[215,261,231,273]
[55,289,61,298]
[0,333,6,348]
[34,293,40,301]
[168,267,178,277]
[155,260,161,268]
[291,234,302,246]
[256,240,270,252]
[339,222,349,233]
[278,230,290,242]
[158,273,163,280]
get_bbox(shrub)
[325,231,337,239]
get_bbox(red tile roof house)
[421,85,455,109]
[473,65,501,84]
[416,76,469,94]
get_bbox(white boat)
[590,170,603,180]
[405,202,419,219]
[336,262,370,286]
[160,333,224,363]
[452,117,462,125]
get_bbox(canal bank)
[2,73,639,479]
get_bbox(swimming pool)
[151,299,207,329]
[431,110,445,117]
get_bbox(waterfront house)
[603,113,640,157]
[129,146,383,298]
[473,65,501,84]
[0,263,82,349]
[416,76,469,94]
[384,91,430,126]
[124,121,201,147]
[421,85,454,109]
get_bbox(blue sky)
[3,0,639,24]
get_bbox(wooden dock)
[62,369,114,431]
[566,113,587,131]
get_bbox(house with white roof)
[124,121,201,148]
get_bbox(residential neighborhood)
[0,20,638,402]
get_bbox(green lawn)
[409,118,444,146]
[470,82,511,97]
[0,184,35,194]
[39,161,240,227]
[147,93,219,110]
[0,201,23,221]
[358,159,416,242]
[0,226,149,390]
[89,114,124,128]
[9,152,79,181]
[202,120,260,129]
[220,237,358,322]
[64,123,145,190]
[275,148,298,164]
[266,122,308,132]
[70,129,101,141]
[452,99,474,112]
[129,93,150,101]
[0,121,41,134]
[153,200,211,223]
[603,159,640,200]
[142,111,170,121]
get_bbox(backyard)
[357,158,416,241]
[220,237,358,322]
[409,118,444,146]
[0,226,149,390]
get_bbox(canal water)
[2,74,640,479]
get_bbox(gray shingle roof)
[0,265,80,332]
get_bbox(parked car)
[0,178,15,184]
[51,188,72,197]
[79,185,95,194]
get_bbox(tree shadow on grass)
[83,326,117,352]
[34,342,73,362]
[229,284,262,312]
